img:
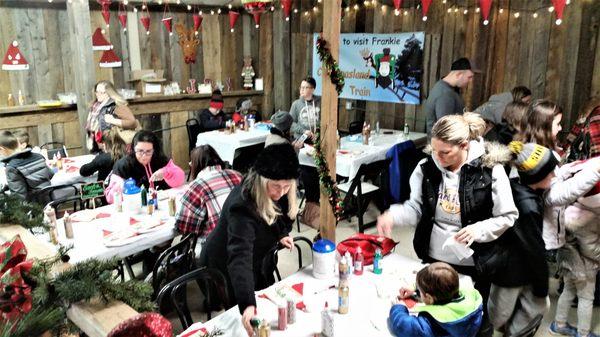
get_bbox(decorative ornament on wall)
[118,1,127,32]
[99,49,122,68]
[421,0,432,21]
[92,28,113,50]
[229,11,240,32]
[98,0,112,27]
[2,40,29,71]
[242,0,273,28]
[281,0,292,21]
[480,0,492,25]
[162,1,173,36]
[393,0,402,12]
[175,23,200,64]
[140,0,150,35]
[551,0,566,25]
[193,12,203,35]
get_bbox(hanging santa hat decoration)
[92,27,113,50]
[140,0,150,35]
[229,11,240,32]
[393,0,402,15]
[162,2,173,36]
[421,0,432,21]
[98,0,112,27]
[241,0,272,28]
[281,0,292,21]
[193,12,203,34]
[480,0,492,25]
[118,1,127,32]
[551,0,566,25]
[99,49,122,68]
[2,41,29,71]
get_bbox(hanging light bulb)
[48,0,53,3]
[354,4,359,10]
[123,0,128,4]
[566,0,570,4]
[211,9,215,15]
[532,12,538,18]
[454,8,458,12]
[556,18,562,25]
[476,7,480,13]
[304,11,309,16]
[514,12,520,18]
[176,0,181,4]
[199,10,203,15]
[463,9,468,14]
[228,4,232,9]
[447,8,452,13]
[217,8,221,14]
[442,0,447,3]
[142,4,146,9]
[345,7,350,13]
[394,9,400,16]
[483,19,489,25]
[548,6,554,12]
[157,0,162,5]
[373,0,378,6]
[313,6,318,12]
[499,8,503,13]
[187,4,192,10]
[381,5,386,12]
[403,10,408,15]
[270,5,275,11]
[294,8,298,13]
[133,7,138,12]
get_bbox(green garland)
[313,129,345,221]
[0,194,47,231]
[316,36,345,95]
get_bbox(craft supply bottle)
[152,189,158,210]
[354,247,364,276]
[287,298,296,324]
[321,302,334,337]
[277,304,287,330]
[258,319,271,337]
[55,152,63,170]
[140,185,147,206]
[63,211,74,239]
[7,93,14,106]
[17,90,24,105]
[344,251,353,276]
[338,256,348,281]
[373,248,383,274]
[250,308,261,336]
[114,191,123,212]
[338,279,349,314]
[147,199,154,215]
[362,122,368,145]
[44,206,59,245]
[168,196,176,216]
[376,121,380,134]
[403,122,410,137]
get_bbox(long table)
[178,253,473,337]
[196,126,271,164]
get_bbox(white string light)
[447,8,452,13]
[403,10,408,16]
[514,12,520,18]
[394,9,400,16]
[499,8,504,13]
[532,12,538,18]
[217,8,221,14]
[294,8,298,13]
[463,9,468,14]
[548,6,554,12]
[476,7,480,13]
[187,4,191,10]
[313,6,318,12]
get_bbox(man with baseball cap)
[424,57,480,135]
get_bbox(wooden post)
[319,0,341,242]
[67,1,96,152]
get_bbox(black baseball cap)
[450,57,481,73]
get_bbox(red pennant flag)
[162,17,173,35]
[551,0,566,25]
[393,0,402,11]
[421,0,432,21]
[479,0,492,25]
[193,13,203,31]
[253,12,261,28]
[102,7,111,27]
[229,11,240,32]
[282,0,292,21]
[118,13,127,30]
[140,16,150,35]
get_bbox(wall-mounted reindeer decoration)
[175,23,200,64]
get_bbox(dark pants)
[300,166,320,203]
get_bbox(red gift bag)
[336,233,398,265]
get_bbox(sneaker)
[549,322,577,336]
[576,333,600,337]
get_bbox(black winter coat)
[1,149,54,204]
[197,109,227,131]
[111,154,170,190]
[199,184,293,314]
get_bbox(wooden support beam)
[319,0,341,242]
[67,0,96,153]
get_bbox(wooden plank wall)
[286,0,600,133]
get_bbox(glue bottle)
[373,248,383,274]
[354,247,364,276]
[321,302,334,337]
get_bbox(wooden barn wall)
[285,0,600,133]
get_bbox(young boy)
[485,142,558,336]
[389,262,483,337]
[0,130,53,204]
[11,130,30,151]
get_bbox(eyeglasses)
[135,149,154,157]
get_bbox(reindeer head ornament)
[175,23,200,64]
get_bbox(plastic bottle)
[338,256,348,281]
[321,302,334,337]
[258,319,271,337]
[63,211,74,239]
[338,279,349,314]
[373,248,383,274]
[404,122,410,137]
[122,178,141,215]
[114,191,123,212]
[354,247,364,276]
[277,304,287,330]
[147,199,154,215]
[344,251,353,276]
[44,206,59,245]
[140,185,147,206]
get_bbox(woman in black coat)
[199,143,299,336]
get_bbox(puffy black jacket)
[2,149,54,204]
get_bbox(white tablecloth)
[178,253,473,337]
[196,127,270,163]
[299,130,427,180]
[50,154,97,186]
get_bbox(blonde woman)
[377,112,518,337]
[199,143,299,337]
[85,80,138,151]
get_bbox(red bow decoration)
[0,235,33,322]
[479,0,493,25]
[551,0,566,25]
[421,0,432,21]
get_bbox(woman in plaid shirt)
[175,145,242,237]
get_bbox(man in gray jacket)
[290,77,321,141]
[424,57,478,135]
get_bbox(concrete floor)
[165,206,600,336]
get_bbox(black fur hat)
[254,143,299,180]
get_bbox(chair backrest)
[343,158,392,200]
[41,142,68,158]
[348,121,363,135]
[47,194,83,215]
[274,236,313,281]
[150,233,198,300]
[156,267,229,330]
[42,184,80,214]
[512,314,543,337]
[186,119,203,153]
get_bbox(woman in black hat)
[199,143,299,336]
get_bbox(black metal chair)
[513,314,543,337]
[273,236,313,282]
[186,118,203,154]
[348,120,364,135]
[336,158,392,233]
[156,267,229,330]
[41,142,68,158]
[42,184,80,214]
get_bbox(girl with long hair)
[79,129,127,182]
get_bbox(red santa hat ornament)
[253,13,261,28]
[92,28,113,50]
[229,11,240,32]
[393,0,402,15]
[281,0,292,21]
[551,0,566,25]
[140,16,150,35]
[98,0,112,27]
[2,41,29,71]
[162,17,173,35]
[480,0,492,25]
[117,2,127,32]
[99,49,122,68]
[193,13,203,33]
[241,0,272,28]
[421,0,432,21]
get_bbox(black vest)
[413,157,494,262]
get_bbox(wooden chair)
[336,158,392,233]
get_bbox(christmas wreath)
[314,129,344,221]
[316,36,345,95]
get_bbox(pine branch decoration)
[314,129,345,221]
[316,35,345,95]
[0,193,47,231]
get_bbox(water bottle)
[122,178,141,215]
[403,122,410,137]
[373,248,383,274]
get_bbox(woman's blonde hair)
[243,170,298,224]
[94,80,127,106]
[431,112,486,145]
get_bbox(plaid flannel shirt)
[566,106,600,158]
[175,166,243,237]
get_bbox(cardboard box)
[128,69,167,96]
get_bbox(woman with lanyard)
[290,77,320,142]
[85,81,138,152]
[105,130,185,202]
